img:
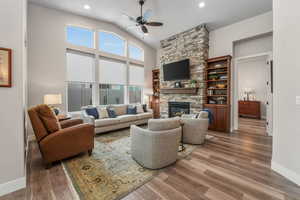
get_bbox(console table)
[238,101,261,119]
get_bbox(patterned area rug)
[63,126,198,200]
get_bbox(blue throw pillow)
[127,106,137,114]
[85,107,99,119]
[107,108,117,118]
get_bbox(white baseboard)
[271,161,300,186]
[0,177,26,197]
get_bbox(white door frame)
[232,51,273,134]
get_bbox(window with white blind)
[98,59,127,105]
[66,51,95,111]
[128,65,144,103]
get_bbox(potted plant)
[189,80,197,88]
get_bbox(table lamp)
[44,94,62,115]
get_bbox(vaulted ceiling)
[29,0,272,48]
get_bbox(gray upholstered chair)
[130,118,182,169]
[181,111,209,144]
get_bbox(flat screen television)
[163,59,190,81]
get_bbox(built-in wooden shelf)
[207,66,228,70]
[207,95,228,97]
[208,88,227,90]
[207,79,228,82]
[160,87,198,94]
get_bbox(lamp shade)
[44,94,62,105]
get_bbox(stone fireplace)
[158,24,209,118]
[168,102,190,118]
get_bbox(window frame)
[98,30,127,57]
[66,25,96,49]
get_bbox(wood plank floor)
[238,117,267,136]
[1,120,300,200]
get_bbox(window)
[128,86,142,104]
[67,26,94,48]
[129,44,144,61]
[68,82,93,112]
[99,32,126,56]
[98,58,127,105]
[66,51,95,111]
[129,65,145,86]
[99,84,125,105]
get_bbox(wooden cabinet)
[204,104,230,132]
[204,55,232,133]
[239,101,261,119]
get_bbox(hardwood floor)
[238,117,267,136]
[1,121,300,200]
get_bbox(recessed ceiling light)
[198,2,205,8]
[83,4,91,10]
[144,33,149,36]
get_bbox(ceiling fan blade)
[143,9,153,21]
[146,22,163,26]
[141,25,148,33]
[122,13,137,23]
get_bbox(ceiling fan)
[124,0,163,34]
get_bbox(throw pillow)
[107,108,117,118]
[142,104,148,112]
[136,104,144,114]
[127,106,137,114]
[85,107,99,119]
[37,104,60,133]
[98,107,109,119]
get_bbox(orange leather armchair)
[28,105,94,168]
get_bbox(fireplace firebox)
[168,102,190,118]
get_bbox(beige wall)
[272,0,300,185]
[209,11,273,58]
[0,0,27,196]
[28,3,157,114]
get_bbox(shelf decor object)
[204,55,232,133]
[0,48,12,87]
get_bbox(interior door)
[266,58,273,136]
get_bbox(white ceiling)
[29,0,272,48]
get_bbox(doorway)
[233,33,273,136]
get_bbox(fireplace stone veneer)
[158,24,209,118]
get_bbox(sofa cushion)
[37,104,61,133]
[85,107,99,119]
[107,108,117,118]
[127,106,137,114]
[94,118,120,127]
[97,107,109,119]
[142,104,148,112]
[117,115,138,123]
[111,105,127,116]
[148,118,181,131]
[136,112,152,120]
[136,104,144,114]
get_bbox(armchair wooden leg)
[88,149,93,156]
[45,162,52,169]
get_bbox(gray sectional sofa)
[81,104,153,134]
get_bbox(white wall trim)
[0,177,26,197]
[272,161,300,186]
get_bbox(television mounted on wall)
[163,59,190,81]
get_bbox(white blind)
[129,65,144,86]
[66,51,95,82]
[99,59,127,85]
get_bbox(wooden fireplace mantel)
[160,87,198,94]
